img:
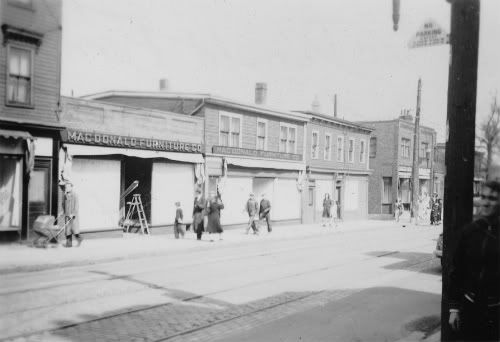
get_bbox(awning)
[0,129,33,140]
[225,156,305,171]
[64,144,204,163]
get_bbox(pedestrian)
[448,180,500,341]
[61,182,82,248]
[206,190,224,241]
[395,199,403,222]
[192,188,205,241]
[259,193,272,233]
[245,193,259,234]
[321,193,332,227]
[174,201,185,239]
[430,194,440,225]
[330,200,339,228]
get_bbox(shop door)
[28,158,52,239]
[123,157,152,222]
[302,181,315,224]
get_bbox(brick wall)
[0,0,62,126]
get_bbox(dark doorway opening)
[123,157,152,222]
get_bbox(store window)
[382,177,392,204]
[337,136,344,162]
[311,131,319,159]
[279,124,297,153]
[0,156,22,230]
[360,140,366,163]
[7,45,33,107]
[256,119,267,150]
[348,138,355,163]
[219,112,242,147]
[401,138,411,158]
[324,133,332,160]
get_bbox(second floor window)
[311,131,319,159]
[369,137,377,158]
[337,136,344,162]
[256,120,267,150]
[420,142,429,158]
[348,138,355,163]
[360,140,366,163]
[324,134,332,160]
[7,46,33,106]
[280,124,296,153]
[401,138,411,158]
[220,114,241,147]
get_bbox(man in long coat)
[62,182,82,247]
[245,193,259,234]
[259,193,272,233]
[192,188,205,240]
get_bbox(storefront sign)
[62,130,202,153]
[212,145,301,161]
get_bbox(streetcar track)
[0,247,439,341]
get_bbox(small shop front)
[207,147,305,226]
[397,166,432,211]
[60,130,204,232]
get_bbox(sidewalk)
[0,220,395,275]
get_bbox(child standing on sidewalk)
[174,202,185,239]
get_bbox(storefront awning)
[64,144,204,163]
[225,157,305,171]
[0,129,33,140]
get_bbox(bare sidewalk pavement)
[0,220,441,342]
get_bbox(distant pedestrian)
[206,191,224,241]
[321,193,333,227]
[61,182,82,248]
[245,193,259,234]
[174,201,185,239]
[395,199,403,222]
[259,194,272,233]
[192,188,205,240]
[330,200,339,227]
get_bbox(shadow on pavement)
[33,285,441,342]
[366,251,442,276]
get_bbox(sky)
[61,0,500,143]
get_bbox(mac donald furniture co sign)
[62,130,203,153]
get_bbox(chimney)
[159,78,169,92]
[334,94,338,118]
[312,95,320,113]
[255,82,267,105]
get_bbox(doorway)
[28,158,52,240]
[123,157,152,222]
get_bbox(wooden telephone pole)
[411,78,422,223]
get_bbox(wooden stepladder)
[123,194,150,235]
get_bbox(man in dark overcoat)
[448,180,500,341]
[192,188,205,241]
[259,193,272,233]
[245,193,259,234]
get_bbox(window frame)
[6,43,35,108]
[279,123,298,154]
[219,111,243,148]
[359,139,366,164]
[256,118,268,150]
[401,138,411,158]
[311,130,319,159]
[324,133,332,161]
[348,137,355,163]
[369,137,377,158]
[336,136,344,162]
[382,177,393,204]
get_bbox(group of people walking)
[393,193,442,225]
[321,193,339,227]
[244,193,272,235]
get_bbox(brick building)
[295,110,372,222]
[84,84,309,227]
[0,0,62,239]
[359,115,436,218]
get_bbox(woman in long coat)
[206,191,224,241]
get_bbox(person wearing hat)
[192,188,205,240]
[245,193,259,234]
[259,193,272,233]
[62,182,82,247]
[174,201,185,239]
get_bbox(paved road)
[0,222,442,342]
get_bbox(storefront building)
[84,84,309,226]
[0,0,63,240]
[298,111,372,222]
[59,97,204,233]
[359,115,437,218]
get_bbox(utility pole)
[411,78,422,224]
[441,1,480,340]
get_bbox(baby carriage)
[32,214,72,248]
